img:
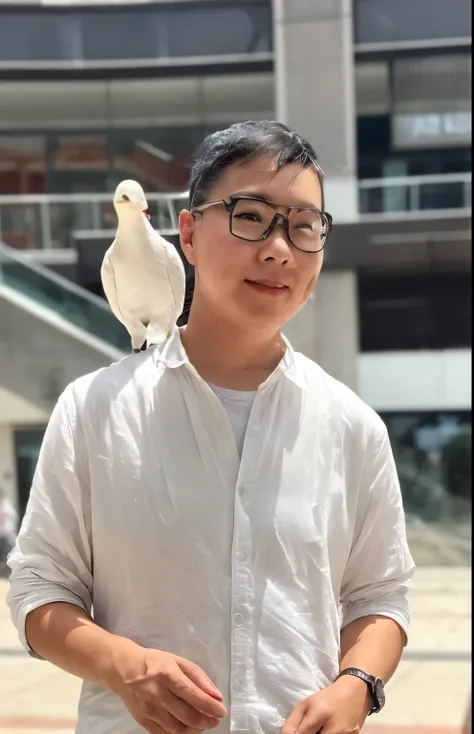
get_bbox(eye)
[234,210,263,223]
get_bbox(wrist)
[100,635,145,694]
[333,674,373,717]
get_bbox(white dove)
[101,180,186,352]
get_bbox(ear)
[179,209,197,267]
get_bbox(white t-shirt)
[208,382,257,458]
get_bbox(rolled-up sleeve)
[7,384,92,657]
[340,424,416,642]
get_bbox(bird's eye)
[122,194,130,202]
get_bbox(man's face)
[180,155,325,332]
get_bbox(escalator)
[0,242,128,413]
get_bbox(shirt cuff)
[14,591,89,659]
[341,598,410,647]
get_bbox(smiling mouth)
[245,280,289,293]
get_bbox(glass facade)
[0,73,274,199]
[354,0,471,45]
[13,427,46,521]
[383,412,471,566]
[356,53,472,182]
[0,1,272,63]
[359,274,472,352]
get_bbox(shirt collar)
[153,327,305,389]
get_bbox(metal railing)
[0,174,470,252]
[0,241,129,351]
[0,191,188,252]
[359,172,471,215]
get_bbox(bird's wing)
[165,247,186,314]
[100,249,127,327]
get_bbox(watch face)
[375,680,386,709]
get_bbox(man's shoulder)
[294,351,386,435]
[63,349,160,414]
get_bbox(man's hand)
[281,675,372,734]
[110,644,227,734]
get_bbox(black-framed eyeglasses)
[191,195,333,254]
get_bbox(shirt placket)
[229,386,269,733]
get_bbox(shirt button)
[238,486,247,499]
[234,613,244,625]
[236,552,246,563]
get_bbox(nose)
[259,213,292,264]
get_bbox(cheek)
[198,230,253,282]
[298,256,323,301]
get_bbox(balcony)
[359,172,471,216]
[0,191,187,253]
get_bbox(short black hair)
[188,120,325,210]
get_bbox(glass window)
[162,3,272,58]
[393,55,471,115]
[0,2,272,63]
[359,274,472,352]
[355,62,391,117]
[392,54,472,148]
[80,9,158,61]
[0,72,274,196]
[0,136,46,198]
[354,0,472,45]
[0,12,63,61]
[383,412,471,566]
[14,427,46,521]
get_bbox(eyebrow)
[231,190,319,210]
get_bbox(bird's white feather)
[100,180,186,350]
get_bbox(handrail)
[0,241,113,311]
[0,191,189,205]
[0,190,189,250]
[0,239,129,351]
[359,172,471,188]
[359,172,471,215]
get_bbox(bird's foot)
[132,340,148,353]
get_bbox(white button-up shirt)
[8,328,415,734]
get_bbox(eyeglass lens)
[230,198,327,252]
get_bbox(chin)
[238,305,288,331]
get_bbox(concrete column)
[273,0,358,223]
[284,271,359,391]
[0,424,17,506]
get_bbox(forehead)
[210,155,323,209]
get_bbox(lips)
[247,279,287,289]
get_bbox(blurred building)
[0,0,471,564]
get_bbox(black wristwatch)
[336,668,385,715]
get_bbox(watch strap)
[336,668,384,714]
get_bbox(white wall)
[358,349,472,412]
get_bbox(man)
[8,121,415,734]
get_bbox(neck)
[180,296,286,391]
[116,210,148,242]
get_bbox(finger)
[281,701,307,734]
[171,668,227,719]
[177,658,224,701]
[141,714,204,734]
[148,706,205,734]
[140,721,167,734]
[293,708,328,734]
[164,690,220,730]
